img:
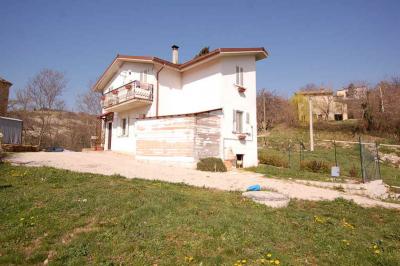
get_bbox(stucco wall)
[103,62,157,117]
[220,55,258,167]
[158,59,222,116]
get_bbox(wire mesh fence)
[258,136,394,183]
[359,139,381,182]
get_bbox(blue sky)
[1,0,399,110]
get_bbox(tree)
[257,89,296,132]
[194,46,210,58]
[25,69,67,147]
[299,83,319,92]
[13,88,32,111]
[314,94,334,120]
[76,83,102,115]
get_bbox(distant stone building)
[336,86,367,119]
[294,89,348,121]
[336,86,367,100]
[0,77,12,116]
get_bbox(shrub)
[300,160,330,173]
[259,153,289,168]
[348,165,359,178]
[0,151,5,163]
[197,157,227,172]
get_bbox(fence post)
[299,141,305,169]
[375,142,381,180]
[288,142,291,168]
[359,136,366,183]
[334,140,338,167]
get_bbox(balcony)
[101,81,153,112]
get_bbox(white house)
[93,46,268,168]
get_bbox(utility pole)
[379,86,384,113]
[263,95,266,130]
[309,97,314,151]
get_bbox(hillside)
[6,110,98,151]
[256,122,400,187]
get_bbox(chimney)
[171,45,179,64]
[0,78,12,116]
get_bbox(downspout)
[155,64,165,117]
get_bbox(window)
[121,118,128,136]
[140,69,148,83]
[233,110,244,133]
[235,66,244,86]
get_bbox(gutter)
[155,64,165,117]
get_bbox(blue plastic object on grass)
[247,184,261,191]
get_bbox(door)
[107,122,112,150]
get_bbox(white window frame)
[140,69,148,83]
[233,110,244,134]
[235,66,244,86]
[119,117,129,137]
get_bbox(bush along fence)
[259,137,400,183]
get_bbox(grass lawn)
[1,164,400,265]
[254,125,400,187]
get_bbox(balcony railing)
[101,80,153,109]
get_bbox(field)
[1,163,400,265]
[253,123,400,187]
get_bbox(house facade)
[294,89,348,121]
[93,46,267,167]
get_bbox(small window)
[235,66,244,86]
[121,118,127,136]
[233,110,243,133]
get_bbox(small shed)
[0,116,23,144]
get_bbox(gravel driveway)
[7,151,400,209]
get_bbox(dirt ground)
[7,151,400,209]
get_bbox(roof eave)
[92,55,155,92]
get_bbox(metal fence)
[359,138,381,182]
[259,136,395,183]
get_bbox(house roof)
[0,77,12,85]
[93,47,268,91]
[295,89,333,96]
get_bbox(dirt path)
[7,151,400,209]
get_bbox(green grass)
[1,164,400,265]
[254,125,400,187]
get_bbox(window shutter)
[246,112,250,134]
[126,116,129,136]
[235,66,239,85]
[240,67,244,86]
[140,72,144,83]
[117,117,121,137]
[232,109,236,133]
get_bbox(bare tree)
[299,83,319,92]
[315,95,334,120]
[257,89,296,132]
[25,69,67,147]
[76,83,102,115]
[14,88,33,111]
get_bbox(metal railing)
[101,81,153,109]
